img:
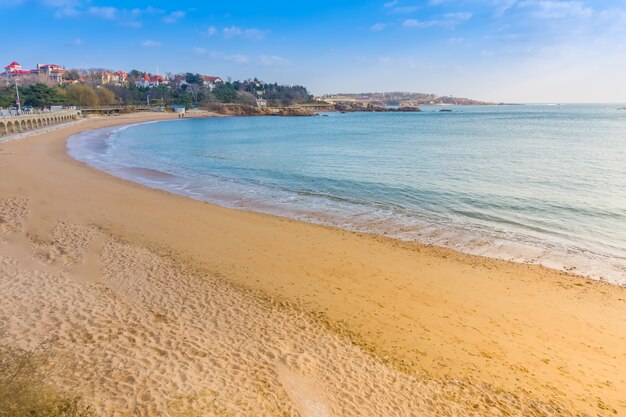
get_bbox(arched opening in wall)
[0,122,6,135]
[20,120,26,131]
[26,120,32,129]
[7,122,14,133]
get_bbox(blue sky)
[2,0,626,102]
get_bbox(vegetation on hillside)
[0,71,313,109]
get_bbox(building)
[3,61,35,78]
[135,72,168,88]
[201,75,223,90]
[100,70,128,86]
[36,64,67,83]
[2,61,68,83]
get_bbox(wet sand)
[0,112,625,416]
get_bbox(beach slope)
[0,113,625,416]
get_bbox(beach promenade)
[0,113,625,417]
[0,109,81,136]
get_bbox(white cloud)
[258,55,291,66]
[225,54,251,64]
[42,0,80,6]
[223,26,266,39]
[192,46,207,54]
[206,25,217,36]
[371,22,386,31]
[141,40,161,48]
[42,0,82,17]
[162,10,185,23]
[123,20,143,28]
[517,1,593,19]
[88,6,117,20]
[403,11,472,28]
[0,0,27,6]
[384,1,398,8]
[68,37,83,45]
[211,52,288,66]
[390,5,419,14]
[445,12,472,21]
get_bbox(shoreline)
[1,112,625,415]
[68,117,626,285]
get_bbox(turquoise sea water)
[68,105,626,283]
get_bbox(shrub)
[0,340,93,417]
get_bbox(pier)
[0,109,81,136]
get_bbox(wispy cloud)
[162,10,185,23]
[223,26,266,39]
[39,2,183,27]
[224,54,251,64]
[88,6,117,20]
[211,52,290,66]
[67,37,83,46]
[390,5,420,14]
[258,55,291,66]
[0,0,26,6]
[192,46,207,54]
[206,25,217,36]
[403,11,472,29]
[141,40,161,48]
[371,22,386,31]
[517,1,593,19]
[42,0,81,17]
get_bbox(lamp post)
[14,79,21,114]
[147,94,150,107]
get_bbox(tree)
[211,83,237,103]
[185,73,203,85]
[65,71,81,81]
[0,86,16,108]
[21,83,67,107]
[128,70,143,81]
[65,85,117,107]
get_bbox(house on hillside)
[201,75,223,90]
[101,70,128,86]
[170,74,189,89]
[3,61,69,83]
[36,64,67,83]
[3,61,35,78]
[135,72,168,88]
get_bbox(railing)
[79,105,159,112]
[0,108,80,119]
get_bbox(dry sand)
[0,112,625,416]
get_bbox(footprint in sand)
[277,365,332,417]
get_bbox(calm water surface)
[68,105,626,283]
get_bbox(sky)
[2,0,626,102]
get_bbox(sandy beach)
[1,112,625,416]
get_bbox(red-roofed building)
[3,61,36,78]
[135,72,169,88]
[201,75,223,90]
[36,64,67,83]
[100,70,128,86]
[2,61,68,82]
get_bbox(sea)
[67,105,626,284]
